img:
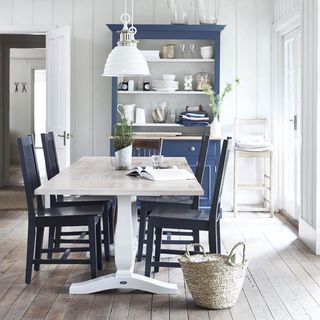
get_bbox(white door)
[282,28,301,220]
[46,26,71,170]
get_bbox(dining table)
[35,156,203,295]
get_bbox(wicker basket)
[179,242,248,309]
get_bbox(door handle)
[289,115,297,131]
[58,131,72,146]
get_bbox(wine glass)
[188,43,197,59]
[178,43,186,59]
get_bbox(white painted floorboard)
[1,207,320,319]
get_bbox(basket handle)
[185,243,207,260]
[227,242,246,266]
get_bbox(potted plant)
[113,111,133,170]
[203,78,240,137]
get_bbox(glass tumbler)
[167,0,192,24]
[196,0,221,24]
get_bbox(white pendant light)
[102,0,150,77]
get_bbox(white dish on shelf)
[141,50,160,60]
[162,74,176,81]
[152,80,179,85]
[133,131,182,136]
[152,88,178,92]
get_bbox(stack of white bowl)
[140,50,160,60]
[152,74,179,92]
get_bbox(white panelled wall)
[0,0,273,210]
[273,0,302,22]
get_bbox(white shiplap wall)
[0,0,273,209]
[273,0,302,22]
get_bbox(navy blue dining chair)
[144,137,231,276]
[41,132,115,261]
[17,135,103,283]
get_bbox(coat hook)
[14,82,19,93]
[21,82,27,93]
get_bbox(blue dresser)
[107,24,225,210]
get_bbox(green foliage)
[203,78,240,120]
[112,116,133,152]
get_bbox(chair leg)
[109,202,115,244]
[25,223,36,284]
[55,226,62,248]
[193,230,200,252]
[209,222,217,254]
[145,219,154,277]
[34,227,44,271]
[154,228,162,273]
[47,227,55,259]
[217,219,221,254]
[137,208,147,262]
[102,205,110,261]
[96,219,102,270]
[88,217,98,279]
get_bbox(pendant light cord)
[129,0,137,35]
[131,0,134,27]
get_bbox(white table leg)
[69,195,178,295]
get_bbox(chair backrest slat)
[41,132,63,207]
[41,132,60,180]
[17,135,44,216]
[209,138,232,225]
[192,134,210,209]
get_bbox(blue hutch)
[107,24,225,209]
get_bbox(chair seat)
[36,205,103,218]
[138,195,192,206]
[150,205,209,221]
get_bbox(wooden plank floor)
[1,208,320,319]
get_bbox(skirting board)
[299,218,317,254]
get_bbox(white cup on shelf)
[135,108,146,125]
[200,46,214,59]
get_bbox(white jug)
[117,104,136,123]
[135,108,146,124]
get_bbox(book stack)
[177,111,210,126]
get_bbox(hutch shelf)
[107,24,225,209]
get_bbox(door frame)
[0,26,54,187]
[272,6,302,213]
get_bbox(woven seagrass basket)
[179,242,248,309]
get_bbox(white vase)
[115,145,132,170]
[210,118,221,137]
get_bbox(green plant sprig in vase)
[202,78,240,121]
[112,116,133,152]
[113,109,133,170]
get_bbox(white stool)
[233,119,274,217]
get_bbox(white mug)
[135,108,146,124]
[117,104,135,123]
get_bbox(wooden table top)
[35,157,203,197]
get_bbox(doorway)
[0,27,71,188]
[280,27,302,221]
[9,48,46,186]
